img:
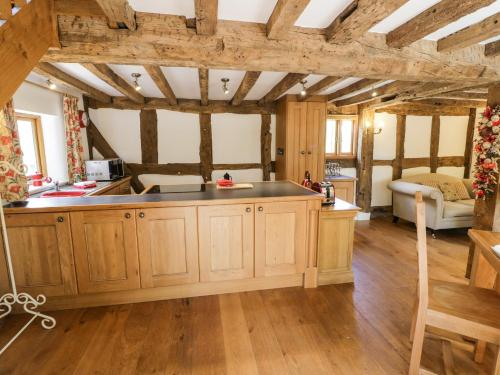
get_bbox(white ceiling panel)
[284,74,327,95]
[319,77,362,95]
[53,63,123,96]
[481,35,500,44]
[218,0,277,23]
[208,69,246,100]
[370,0,441,34]
[245,72,288,100]
[295,0,353,28]
[160,67,200,100]
[128,0,195,17]
[108,64,164,98]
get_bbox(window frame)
[15,113,47,177]
[325,115,358,160]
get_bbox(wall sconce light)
[365,120,383,135]
[300,80,308,97]
[47,79,56,90]
[131,73,142,91]
[221,78,230,95]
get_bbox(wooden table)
[468,229,500,293]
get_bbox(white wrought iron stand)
[0,160,56,356]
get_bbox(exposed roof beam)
[485,40,500,57]
[259,73,308,104]
[375,103,472,116]
[231,71,261,106]
[54,0,104,16]
[386,0,495,48]
[326,0,405,43]
[94,0,136,30]
[194,0,218,35]
[35,62,111,103]
[301,76,344,100]
[413,98,486,108]
[144,65,177,106]
[82,63,144,103]
[45,15,500,83]
[267,0,311,40]
[437,13,500,52]
[334,81,419,107]
[435,91,488,100]
[327,79,380,102]
[199,68,209,106]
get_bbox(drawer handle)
[57,216,64,223]
[124,213,131,219]
[139,212,145,219]
[258,207,263,212]
[245,207,251,213]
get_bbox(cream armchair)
[388,173,475,236]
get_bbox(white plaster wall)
[402,167,431,177]
[438,116,468,156]
[373,113,397,160]
[212,169,263,182]
[157,110,200,163]
[436,166,465,179]
[405,116,432,158]
[139,174,204,186]
[371,166,393,207]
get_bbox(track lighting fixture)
[47,79,56,90]
[300,80,308,97]
[131,73,142,91]
[221,78,230,95]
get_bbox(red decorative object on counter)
[301,171,312,188]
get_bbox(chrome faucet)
[54,180,60,191]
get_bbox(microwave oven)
[85,159,124,181]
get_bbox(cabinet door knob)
[57,216,64,223]
[124,213,131,219]
[258,207,263,212]
[139,212,145,218]
[245,207,252,213]
[308,151,312,155]
[300,150,305,155]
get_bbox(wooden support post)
[261,114,272,181]
[356,106,374,213]
[140,109,158,164]
[463,108,476,178]
[199,113,213,182]
[430,115,440,173]
[393,114,406,181]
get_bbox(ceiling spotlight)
[47,79,56,90]
[300,80,308,97]
[371,91,378,97]
[131,73,142,91]
[221,78,230,95]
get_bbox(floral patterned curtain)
[0,100,29,202]
[63,95,85,183]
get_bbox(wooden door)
[71,210,140,294]
[286,102,308,183]
[255,201,307,277]
[306,102,326,182]
[136,207,199,288]
[198,204,254,281]
[4,212,77,297]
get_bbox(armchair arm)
[387,181,443,201]
[462,178,474,198]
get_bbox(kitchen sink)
[40,190,87,198]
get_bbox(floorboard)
[0,218,494,374]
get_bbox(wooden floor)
[0,218,495,374]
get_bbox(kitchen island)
[0,181,358,311]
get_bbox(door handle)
[245,207,252,213]
[56,216,64,223]
[300,150,305,155]
[124,212,131,219]
[258,207,263,212]
[138,212,145,219]
[307,151,312,155]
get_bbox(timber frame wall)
[83,96,274,193]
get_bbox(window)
[16,114,46,176]
[325,116,358,159]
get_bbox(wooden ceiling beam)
[386,0,495,48]
[144,65,177,106]
[258,73,308,104]
[54,0,104,16]
[34,62,111,103]
[94,0,136,30]
[45,14,500,83]
[82,63,144,103]
[413,98,486,108]
[194,0,218,35]
[199,68,209,106]
[376,103,473,116]
[434,91,488,100]
[334,81,419,107]
[327,79,380,102]
[326,0,405,43]
[231,71,261,106]
[301,76,344,100]
[437,13,500,52]
[485,40,500,57]
[267,0,311,40]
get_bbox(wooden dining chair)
[409,191,500,375]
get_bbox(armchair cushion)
[443,201,474,218]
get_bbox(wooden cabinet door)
[306,102,326,182]
[255,201,307,277]
[198,204,254,281]
[136,207,199,288]
[318,212,355,273]
[71,210,140,294]
[4,212,77,297]
[332,181,355,204]
[286,102,308,183]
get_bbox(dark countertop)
[29,180,118,198]
[5,181,323,213]
[324,175,357,181]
